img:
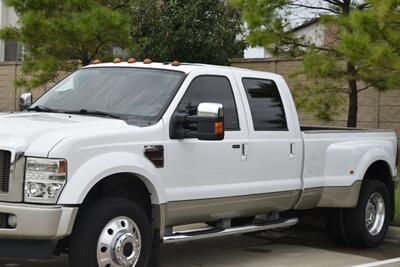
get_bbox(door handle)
[290,143,295,160]
[241,144,249,161]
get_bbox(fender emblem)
[144,145,164,168]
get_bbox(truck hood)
[0,112,128,157]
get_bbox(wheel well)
[363,160,395,220]
[82,173,153,219]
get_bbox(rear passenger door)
[234,73,303,209]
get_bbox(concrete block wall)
[0,62,49,112]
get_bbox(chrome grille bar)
[0,150,11,193]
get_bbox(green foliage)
[395,187,400,226]
[338,0,400,91]
[130,0,245,65]
[395,188,400,226]
[231,0,400,126]
[0,0,132,88]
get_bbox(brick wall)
[231,58,400,136]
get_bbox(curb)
[386,226,400,243]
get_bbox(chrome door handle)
[290,143,295,160]
[241,144,249,161]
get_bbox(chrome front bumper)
[0,202,78,239]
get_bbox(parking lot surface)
[0,227,399,267]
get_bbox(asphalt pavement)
[0,226,399,267]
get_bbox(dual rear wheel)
[326,180,391,248]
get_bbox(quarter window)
[176,75,240,130]
[242,78,287,131]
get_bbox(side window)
[242,78,288,131]
[177,75,240,130]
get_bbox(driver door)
[163,70,250,224]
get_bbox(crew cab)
[0,61,398,267]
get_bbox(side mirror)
[19,93,32,111]
[170,102,225,141]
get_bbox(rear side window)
[242,78,287,131]
[177,75,240,130]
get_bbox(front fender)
[57,151,165,205]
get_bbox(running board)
[163,218,298,244]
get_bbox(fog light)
[47,183,62,198]
[7,215,17,228]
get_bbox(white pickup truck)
[0,61,398,267]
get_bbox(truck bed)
[300,125,394,133]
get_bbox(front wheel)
[69,197,152,267]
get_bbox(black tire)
[344,180,391,248]
[69,197,152,267]
[326,208,350,246]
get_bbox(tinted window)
[242,78,287,131]
[177,76,239,130]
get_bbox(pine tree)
[231,0,400,127]
[0,0,132,88]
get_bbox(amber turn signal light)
[171,60,180,66]
[127,58,137,63]
[215,121,224,136]
[143,58,152,64]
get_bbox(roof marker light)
[127,58,137,63]
[143,58,152,64]
[171,60,180,66]
[92,59,102,64]
[113,58,122,63]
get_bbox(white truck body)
[0,62,397,265]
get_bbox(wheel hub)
[97,217,141,267]
[365,192,385,236]
[113,233,140,266]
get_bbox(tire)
[344,180,391,248]
[69,197,152,267]
[326,208,350,246]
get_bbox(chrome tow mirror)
[19,93,32,111]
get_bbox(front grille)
[0,150,11,193]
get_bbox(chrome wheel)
[365,192,385,236]
[97,216,142,267]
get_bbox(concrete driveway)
[0,227,399,267]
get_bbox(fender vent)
[0,150,11,193]
[144,145,164,168]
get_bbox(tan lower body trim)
[165,190,298,226]
[295,181,362,209]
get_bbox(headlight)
[24,158,67,204]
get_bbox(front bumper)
[0,202,78,239]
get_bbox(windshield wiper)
[69,109,124,120]
[27,105,60,113]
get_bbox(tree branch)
[288,3,339,14]
[323,0,344,8]
[281,39,338,53]
[112,0,131,11]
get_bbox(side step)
[163,217,298,244]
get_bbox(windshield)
[31,67,185,123]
